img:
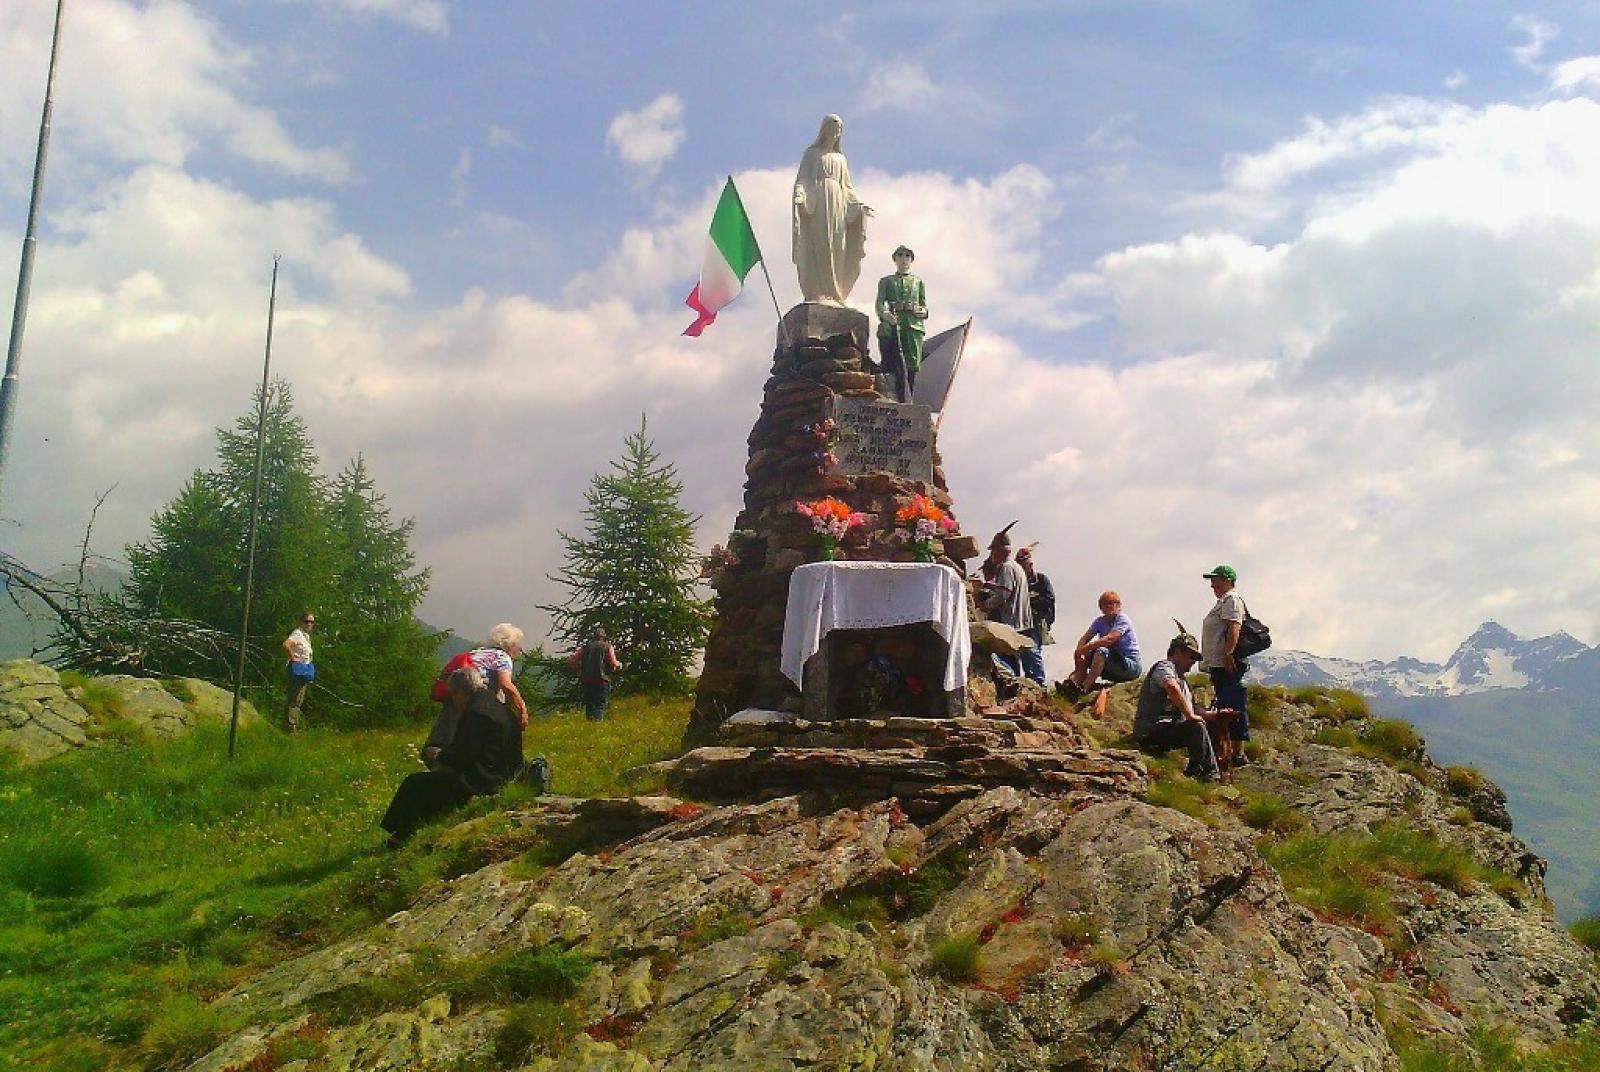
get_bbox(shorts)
[1099,648,1142,683]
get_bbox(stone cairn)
[666,303,1140,819]
[690,305,981,736]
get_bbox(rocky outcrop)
[179,686,1599,1071]
[0,659,259,762]
[692,306,977,732]
[0,659,92,760]
[191,789,1397,1072]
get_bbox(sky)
[1,0,1598,665]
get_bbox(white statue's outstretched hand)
[793,187,809,215]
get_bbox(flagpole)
[229,254,279,760]
[725,176,784,324]
[0,0,67,516]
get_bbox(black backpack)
[518,755,553,795]
[1234,602,1272,658]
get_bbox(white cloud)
[1550,54,1600,95]
[604,93,686,177]
[1510,14,1557,70]
[486,123,523,149]
[1444,70,1469,90]
[448,147,471,206]
[1086,113,1136,152]
[0,0,349,183]
[857,57,1000,125]
[1218,97,1470,200]
[299,0,448,34]
[860,58,940,106]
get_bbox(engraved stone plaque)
[831,397,935,483]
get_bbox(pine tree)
[320,456,435,716]
[540,416,709,695]
[125,380,433,722]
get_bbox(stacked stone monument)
[691,305,981,734]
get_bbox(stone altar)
[690,304,980,734]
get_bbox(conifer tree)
[126,380,433,722]
[540,416,709,695]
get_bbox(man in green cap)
[874,245,927,403]
[1201,564,1250,742]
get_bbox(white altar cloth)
[780,561,971,692]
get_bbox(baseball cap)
[1202,564,1238,582]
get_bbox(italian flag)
[683,178,762,337]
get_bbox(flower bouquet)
[801,418,839,474]
[795,496,868,561]
[895,495,957,562]
[698,544,738,587]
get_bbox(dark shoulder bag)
[1233,601,1272,658]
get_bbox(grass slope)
[0,694,689,1071]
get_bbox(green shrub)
[1239,793,1307,835]
[139,994,237,1069]
[1312,725,1358,749]
[801,894,890,931]
[1288,685,1370,722]
[1386,1018,1600,1072]
[159,678,199,705]
[1084,942,1128,974]
[69,679,127,723]
[1570,916,1600,954]
[1,839,110,899]
[1264,823,1513,942]
[905,852,972,915]
[1262,833,1397,935]
[1360,719,1424,762]
[450,947,593,1004]
[680,906,752,951]
[1443,765,1486,796]
[1246,702,1279,732]
[1369,824,1476,893]
[1146,774,1219,824]
[1052,913,1099,948]
[930,934,981,982]
[493,999,579,1065]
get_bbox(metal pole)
[726,176,785,323]
[229,255,280,759]
[0,0,67,515]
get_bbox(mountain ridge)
[1251,618,1596,698]
[1250,620,1600,921]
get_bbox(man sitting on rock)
[1132,628,1220,783]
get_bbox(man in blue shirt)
[1063,591,1143,696]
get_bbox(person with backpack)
[469,623,530,729]
[568,628,621,721]
[1201,565,1254,743]
[382,665,522,847]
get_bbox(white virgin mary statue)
[792,114,872,305]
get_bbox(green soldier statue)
[874,245,927,403]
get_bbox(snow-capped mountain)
[1250,621,1592,698]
